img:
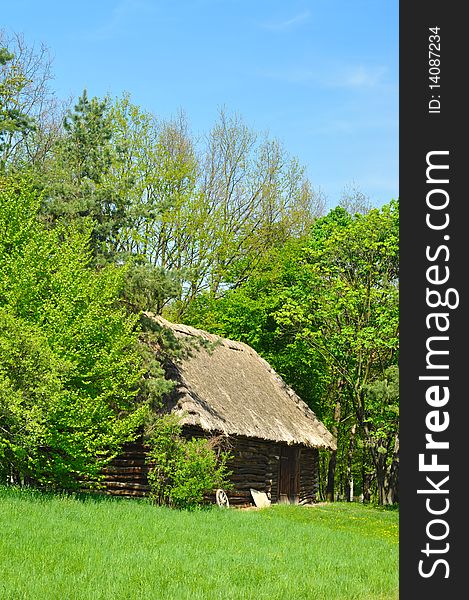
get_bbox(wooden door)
[278,446,299,504]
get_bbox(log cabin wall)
[99,428,319,505]
[298,447,319,504]
[98,426,206,498]
[100,441,150,498]
[224,435,279,506]
[182,427,283,506]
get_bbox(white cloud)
[262,11,311,31]
[328,65,388,89]
[259,63,389,91]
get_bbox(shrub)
[146,414,232,509]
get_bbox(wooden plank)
[105,481,150,491]
[102,466,148,475]
[110,458,146,467]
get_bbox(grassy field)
[0,485,398,600]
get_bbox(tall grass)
[0,485,398,599]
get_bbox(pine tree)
[43,90,123,264]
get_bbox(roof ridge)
[145,312,252,352]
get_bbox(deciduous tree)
[0,31,59,170]
[0,176,149,488]
[186,201,399,504]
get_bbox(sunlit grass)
[0,486,398,599]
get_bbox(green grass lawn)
[0,485,398,600]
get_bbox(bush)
[146,414,231,509]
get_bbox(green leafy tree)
[106,98,197,311]
[0,309,64,485]
[38,91,324,316]
[95,100,325,316]
[275,202,399,504]
[186,201,399,504]
[190,109,325,307]
[184,238,332,414]
[0,176,150,488]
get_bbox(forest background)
[0,31,398,505]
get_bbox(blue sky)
[2,0,398,208]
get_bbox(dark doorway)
[278,445,299,503]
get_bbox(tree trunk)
[361,418,389,505]
[318,452,327,501]
[376,459,386,505]
[325,393,342,502]
[362,470,371,503]
[345,423,356,502]
[385,434,399,504]
[325,449,337,502]
[373,443,394,506]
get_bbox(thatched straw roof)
[148,314,336,450]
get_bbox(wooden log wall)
[98,429,320,505]
[298,447,319,504]
[179,427,275,506]
[99,442,150,498]
[225,436,280,506]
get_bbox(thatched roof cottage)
[103,315,336,506]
